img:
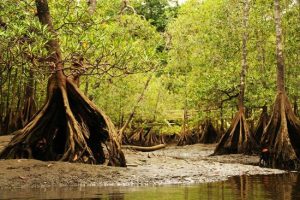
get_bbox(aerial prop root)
[0,78,126,167]
[261,92,300,169]
[213,109,259,155]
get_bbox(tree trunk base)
[261,92,300,170]
[21,96,37,127]
[199,120,219,144]
[0,78,126,167]
[144,128,163,147]
[163,133,179,144]
[1,109,20,135]
[1,97,37,135]
[213,109,258,155]
[177,129,198,146]
[126,127,164,147]
[254,106,268,143]
[128,128,145,146]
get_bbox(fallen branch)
[122,144,167,152]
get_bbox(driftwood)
[122,144,167,152]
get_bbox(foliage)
[165,0,299,126]
[0,0,299,136]
[133,0,179,32]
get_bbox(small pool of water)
[0,173,299,200]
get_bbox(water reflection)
[230,173,300,200]
[0,173,299,200]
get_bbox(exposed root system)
[177,129,198,146]
[199,120,219,144]
[213,109,259,155]
[261,92,300,169]
[127,127,164,147]
[0,78,126,167]
[254,106,269,143]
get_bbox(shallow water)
[0,173,299,200]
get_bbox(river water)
[0,173,299,200]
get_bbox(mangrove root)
[261,92,300,170]
[199,120,219,144]
[254,106,269,144]
[0,78,126,167]
[213,109,259,155]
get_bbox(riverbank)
[0,136,284,189]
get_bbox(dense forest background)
[0,0,299,137]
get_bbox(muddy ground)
[0,135,284,189]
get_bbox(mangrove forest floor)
[0,135,284,189]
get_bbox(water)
[0,173,299,200]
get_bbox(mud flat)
[0,136,284,189]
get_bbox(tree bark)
[21,66,37,127]
[239,0,250,109]
[0,70,3,134]
[294,97,299,116]
[254,106,268,143]
[178,72,191,146]
[274,0,285,93]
